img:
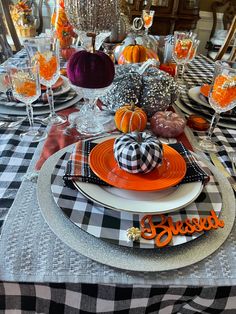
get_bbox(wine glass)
[181,38,200,81]
[0,57,27,101]
[198,60,236,152]
[188,39,200,62]
[142,10,155,35]
[0,70,11,100]
[172,31,193,80]
[24,36,67,125]
[7,63,47,142]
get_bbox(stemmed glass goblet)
[181,38,200,82]
[7,63,47,142]
[188,39,200,62]
[142,10,155,35]
[172,31,193,80]
[24,36,67,125]
[0,70,11,100]
[198,60,236,152]
[68,83,113,135]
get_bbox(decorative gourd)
[61,47,76,60]
[114,132,163,174]
[118,46,159,65]
[119,44,147,64]
[114,101,147,133]
[67,50,115,88]
[159,63,177,77]
[150,111,186,138]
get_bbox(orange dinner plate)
[41,77,64,91]
[89,139,187,191]
[200,84,210,98]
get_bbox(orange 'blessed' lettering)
[140,210,224,247]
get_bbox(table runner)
[0,121,44,233]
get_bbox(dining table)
[0,50,236,314]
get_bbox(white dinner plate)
[73,180,203,215]
[0,94,82,116]
[188,86,210,108]
[73,135,203,215]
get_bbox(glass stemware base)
[197,138,219,152]
[20,129,47,143]
[69,83,114,136]
[42,113,67,126]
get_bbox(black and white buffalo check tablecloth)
[0,55,236,313]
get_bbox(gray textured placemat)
[0,140,235,285]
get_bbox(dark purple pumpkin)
[67,50,115,88]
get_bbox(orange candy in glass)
[142,10,155,35]
[15,80,37,97]
[174,39,192,59]
[211,75,236,108]
[34,52,58,82]
[172,31,193,80]
[24,37,66,125]
[8,63,47,142]
[198,61,236,152]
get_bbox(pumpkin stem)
[137,132,142,143]
[87,32,96,53]
[130,100,136,111]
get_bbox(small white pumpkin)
[114,132,163,174]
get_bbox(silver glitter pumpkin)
[108,13,130,43]
[64,0,120,33]
[102,63,179,116]
[140,67,179,118]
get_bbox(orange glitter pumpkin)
[114,102,147,133]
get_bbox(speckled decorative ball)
[113,132,163,174]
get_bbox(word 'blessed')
[140,210,224,248]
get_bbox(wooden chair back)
[0,13,13,63]
[214,15,236,61]
[32,0,52,34]
[0,0,21,52]
[210,0,236,40]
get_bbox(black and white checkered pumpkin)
[114,132,163,174]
